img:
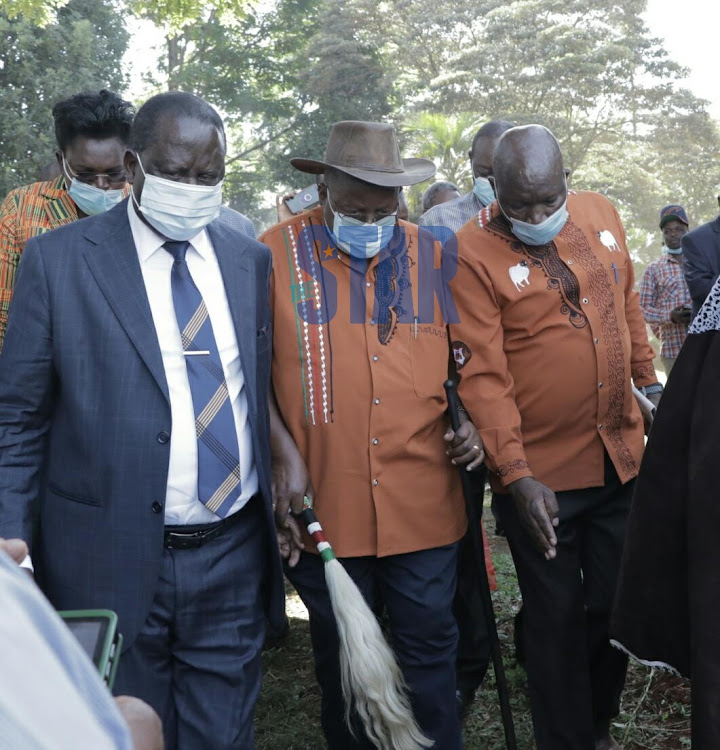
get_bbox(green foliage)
[0,0,69,26]
[0,0,129,197]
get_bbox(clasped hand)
[444,420,485,471]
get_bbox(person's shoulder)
[217,205,255,237]
[684,217,720,244]
[419,191,476,227]
[1,179,61,212]
[28,200,124,253]
[258,206,323,249]
[568,189,615,212]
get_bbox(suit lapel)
[208,222,257,413]
[82,201,169,402]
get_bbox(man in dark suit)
[683,196,720,317]
[0,91,284,749]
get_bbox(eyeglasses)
[63,157,127,186]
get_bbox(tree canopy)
[0,0,717,256]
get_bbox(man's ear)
[55,150,64,172]
[124,150,137,183]
[317,181,328,204]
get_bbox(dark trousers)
[114,503,266,750]
[454,470,491,694]
[285,543,462,750]
[495,456,631,750]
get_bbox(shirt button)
[373,479,379,486]
[151,501,163,513]
[598,383,604,389]
[366,281,371,288]
[374,398,380,405]
[157,431,170,444]
[370,319,377,326]
[594,338,600,345]
[372,438,379,445]
[372,355,379,362]
[598,424,603,431]
[582,298,589,304]
[567,259,573,265]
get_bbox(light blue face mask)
[499,180,569,246]
[63,157,126,216]
[327,194,397,259]
[662,244,683,255]
[472,176,496,207]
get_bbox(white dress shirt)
[0,549,133,750]
[127,201,257,525]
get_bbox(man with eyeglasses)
[261,121,485,749]
[0,89,134,349]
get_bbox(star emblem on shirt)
[323,246,336,260]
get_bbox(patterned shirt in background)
[638,253,692,358]
[0,177,79,349]
[418,190,483,233]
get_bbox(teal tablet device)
[58,609,123,690]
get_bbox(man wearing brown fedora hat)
[260,121,484,749]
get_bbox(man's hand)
[271,448,310,567]
[276,193,297,223]
[507,477,559,560]
[276,515,305,568]
[0,538,29,565]
[670,306,692,326]
[444,419,485,471]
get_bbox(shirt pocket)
[409,324,450,399]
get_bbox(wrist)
[640,383,663,397]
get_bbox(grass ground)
[255,512,690,749]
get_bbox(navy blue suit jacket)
[682,216,720,317]
[0,200,284,647]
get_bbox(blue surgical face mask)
[63,157,126,216]
[663,244,683,255]
[133,155,223,241]
[472,176,496,206]
[499,179,569,246]
[327,193,397,259]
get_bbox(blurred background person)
[418,119,515,233]
[421,180,461,214]
[638,204,692,375]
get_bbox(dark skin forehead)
[470,135,504,179]
[58,136,126,174]
[140,115,225,177]
[492,126,567,215]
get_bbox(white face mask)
[133,155,223,241]
[327,193,397,259]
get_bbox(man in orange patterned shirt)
[262,121,485,750]
[0,90,134,348]
[450,125,661,750]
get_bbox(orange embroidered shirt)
[260,206,467,557]
[449,191,657,494]
[0,177,79,347]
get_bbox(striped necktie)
[164,240,241,518]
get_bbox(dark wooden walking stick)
[444,379,518,750]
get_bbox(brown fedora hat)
[291,120,436,187]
